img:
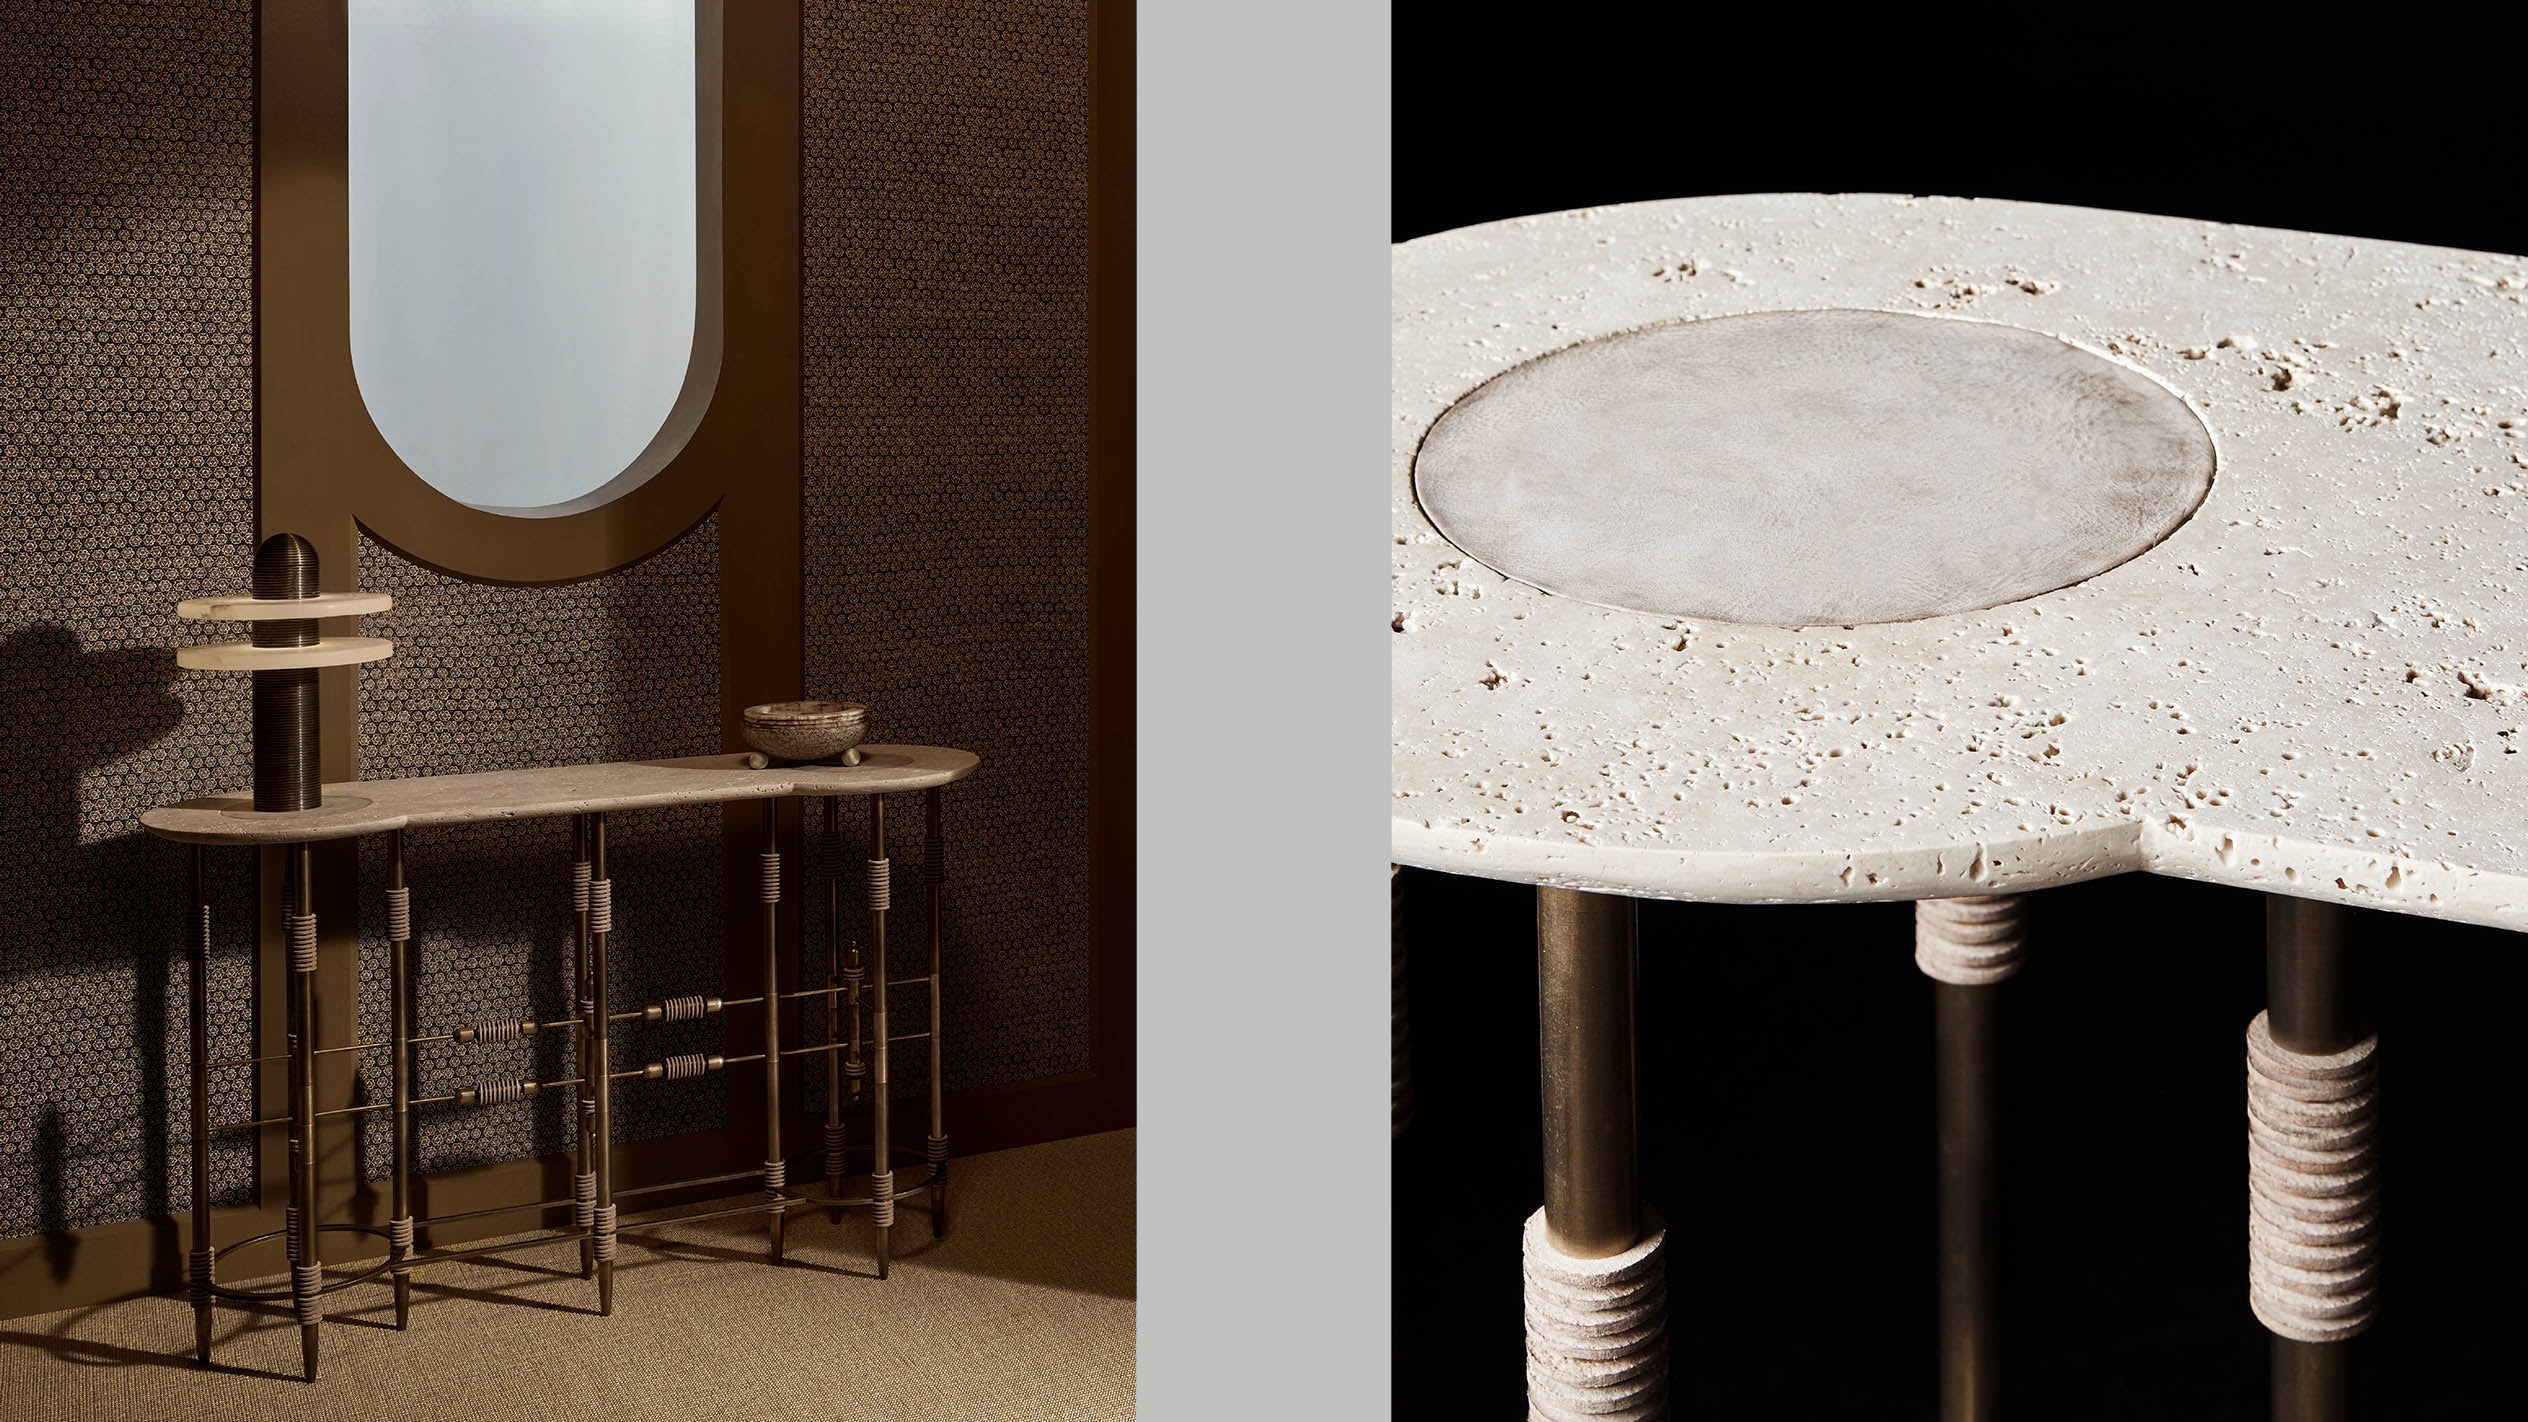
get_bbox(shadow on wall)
[0,626,186,1285]
[2,0,261,1306]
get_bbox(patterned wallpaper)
[0,0,1096,1253]
[801,0,1094,1095]
[0,0,260,1237]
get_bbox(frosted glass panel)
[349,0,718,515]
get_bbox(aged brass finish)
[388,829,414,1327]
[200,1233,393,1305]
[2267,899,2360,1055]
[573,815,596,1281]
[185,846,213,1364]
[846,807,868,1111]
[1391,866,1411,1139]
[591,814,617,1316]
[1535,887,1640,1258]
[926,790,949,1236]
[288,843,321,1381]
[2274,1344,2354,1422]
[170,789,956,1365]
[1935,981,2003,1422]
[617,1169,763,1199]
[760,800,787,1264]
[2265,897,2362,1422]
[871,797,894,1278]
[822,797,847,1220]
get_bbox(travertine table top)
[1392,193,2528,928]
[141,746,979,845]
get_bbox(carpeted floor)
[1,1129,1134,1421]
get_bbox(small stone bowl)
[742,700,869,765]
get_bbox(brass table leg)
[572,816,595,1281]
[760,800,787,1264]
[589,815,617,1316]
[823,797,846,1222]
[869,798,894,1278]
[2257,899,2375,1422]
[285,843,321,1382]
[1392,865,1411,1139]
[924,788,947,1238]
[845,826,867,1114]
[1916,896,2029,1422]
[387,830,415,1328]
[186,845,215,1365]
[1526,887,1664,1420]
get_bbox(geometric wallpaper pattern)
[0,0,260,1237]
[802,0,1096,1095]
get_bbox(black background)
[1391,25,2527,1420]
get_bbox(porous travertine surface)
[1392,194,2528,927]
[140,746,979,845]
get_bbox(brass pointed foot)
[299,1325,319,1383]
[876,1226,890,1280]
[393,1275,410,1330]
[597,1261,614,1317]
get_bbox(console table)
[142,745,979,1381]
[1394,192,2528,1420]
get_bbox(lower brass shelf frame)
[179,787,955,1380]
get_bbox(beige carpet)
[1,1130,1134,1421]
